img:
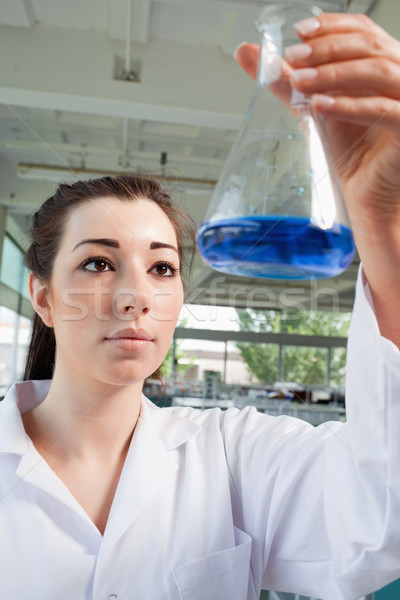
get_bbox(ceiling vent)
[113,55,141,83]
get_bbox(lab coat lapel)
[101,397,201,552]
[0,380,50,455]
[2,383,99,532]
[15,441,101,532]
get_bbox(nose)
[113,271,152,320]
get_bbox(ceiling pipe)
[120,0,133,168]
[125,0,133,78]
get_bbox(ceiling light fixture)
[16,163,217,193]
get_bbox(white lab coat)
[1,269,400,600]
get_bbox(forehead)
[61,196,178,248]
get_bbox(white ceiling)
[0,0,397,312]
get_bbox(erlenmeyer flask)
[197,2,356,280]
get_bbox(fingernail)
[284,43,312,63]
[294,17,320,36]
[233,42,249,60]
[291,68,318,82]
[312,94,335,109]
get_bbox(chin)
[98,364,162,387]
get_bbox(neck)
[23,366,143,461]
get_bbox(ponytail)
[23,313,55,380]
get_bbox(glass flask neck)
[256,3,322,87]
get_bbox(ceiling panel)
[32,0,108,31]
[0,0,35,27]
[141,121,200,138]
[56,112,118,128]
[150,1,229,45]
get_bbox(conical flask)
[197,2,356,280]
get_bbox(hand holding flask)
[197,3,356,280]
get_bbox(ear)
[29,273,54,328]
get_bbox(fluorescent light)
[16,163,216,193]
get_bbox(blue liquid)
[197,216,355,280]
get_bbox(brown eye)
[82,258,113,272]
[93,260,107,271]
[156,264,168,275]
[151,262,178,277]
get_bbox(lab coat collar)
[0,379,49,455]
[0,380,202,456]
[0,380,203,547]
[138,394,202,451]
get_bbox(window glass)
[0,236,30,299]
[282,345,328,385]
[0,305,32,394]
[330,346,347,389]
[235,308,280,334]
[280,309,351,336]
[178,304,239,331]
[176,339,227,384]
[234,341,279,385]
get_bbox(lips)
[105,328,154,352]
[105,328,154,342]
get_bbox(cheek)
[49,276,102,325]
[152,283,183,327]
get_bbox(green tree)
[236,342,279,384]
[160,341,194,379]
[235,308,351,386]
[159,318,194,379]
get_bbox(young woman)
[2,12,400,600]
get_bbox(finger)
[294,13,386,40]
[233,43,259,80]
[234,42,293,85]
[232,44,299,127]
[290,57,400,99]
[311,93,400,135]
[285,32,400,69]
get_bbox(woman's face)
[39,196,184,387]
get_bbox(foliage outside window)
[160,318,194,379]
[282,345,328,385]
[235,308,351,387]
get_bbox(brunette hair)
[23,174,196,381]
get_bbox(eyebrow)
[72,238,120,252]
[150,241,179,255]
[72,238,179,255]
